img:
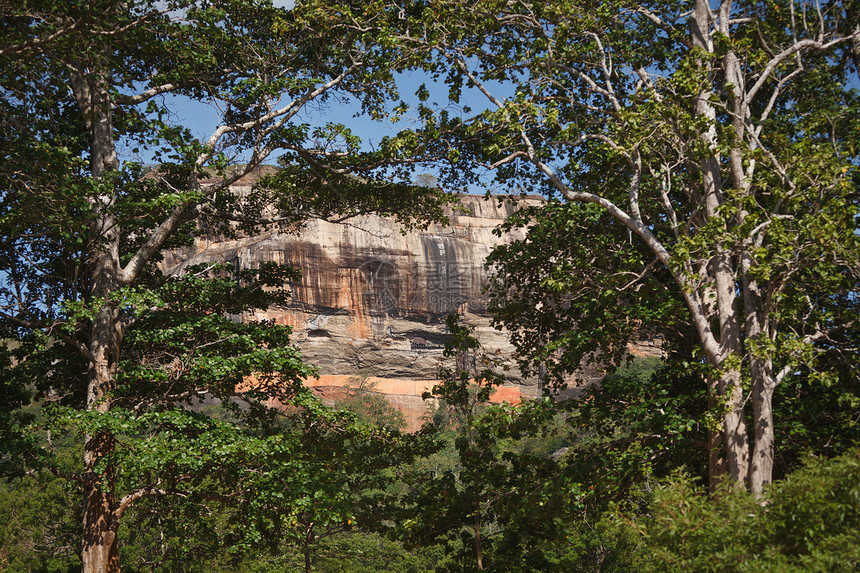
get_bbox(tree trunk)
[474,512,484,571]
[82,432,120,573]
[82,306,122,573]
[689,0,752,491]
[740,249,776,496]
[72,66,124,573]
[749,357,776,496]
[719,368,750,489]
[722,2,778,496]
[707,384,727,495]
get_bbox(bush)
[635,449,860,572]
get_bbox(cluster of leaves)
[0,249,393,569]
[332,373,408,432]
[0,401,439,573]
[634,449,860,572]
[110,392,435,571]
[560,355,709,516]
[0,433,82,572]
[391,313,860,571]
[771,363,860,480]
[393,316,582,571]
[486,199,689,386]
[4,312,858,572]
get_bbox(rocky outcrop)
[305,375,523,433]
[161,181,545,429]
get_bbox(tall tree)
[399,0,860,494]
[0,1,448,571]
[400,315,574,572]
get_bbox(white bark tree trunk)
[749,357,776,495]
[689,0,752,491]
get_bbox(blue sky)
[168,73,432,154]
[161,65,503,190]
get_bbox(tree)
[400,316,577,572]
[240,398,429,573]
[400,0,860,495]
[0,451,82,571]
[332,373,407,432]
[0,1,450,571]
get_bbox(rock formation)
[161,176,545,429]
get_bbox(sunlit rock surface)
[161,182,546,429]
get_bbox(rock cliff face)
[162,184,545,429]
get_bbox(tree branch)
[747,36,854,103]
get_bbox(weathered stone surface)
[161,186,543,427]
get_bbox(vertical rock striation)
[161,187,544,429]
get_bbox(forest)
[1,0,858,571]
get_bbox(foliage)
[332,373,407,432]
[771,366,860,479]
[634,449,860,572]
[559,356,708,516]
[397,316,582,572]
[3,264,318,568]
[114,395,433,572]
[0,399,434,573]
[2,0,859,569]
[486,199,688,386]
[286,532,442,573]
[399,0,860,493]
[0,470,81,573]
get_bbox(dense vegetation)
[1,0,858,571]
[3,321,859,571]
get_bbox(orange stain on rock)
[242,373,525,432]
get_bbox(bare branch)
[0,19,82,58]
[0,311,95,363]
[617,257,660,292]
[119,60,365,285]
[116,487,176,520]
[753,64,805,134]
[196,63,362,168]
[630,6,689,47]
[114,83,180,105]
[628,150,643,222]
[651,163,680,239]
[0,8,163,58]
[585,32,622,114]
[486,151,528,169]
[747,36,854,103]
[774,320,857,385]
[742,122,797,193]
